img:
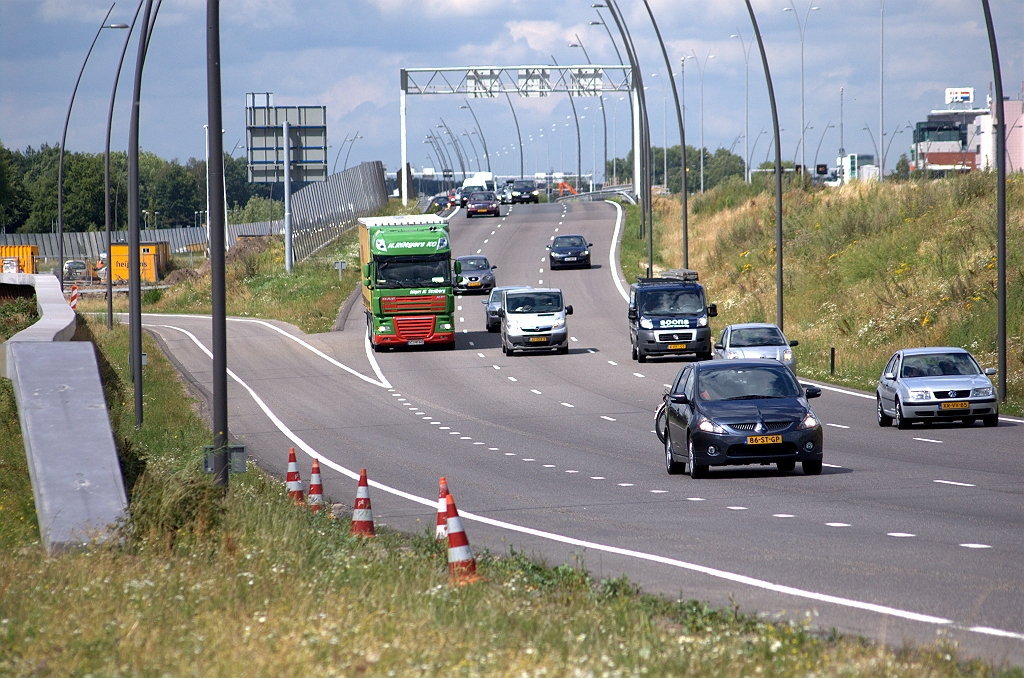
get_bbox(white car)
[713,323,797,372]
[500,288,572,355]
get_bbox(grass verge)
[644,176,1023,415]
[1,319,1016,675]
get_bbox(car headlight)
[697,416,727,434]
[783,349,793,362]
[698,316,708,327]
[512,191,520,196]
[797,411,819,430]
[908,389,932,401]
[583,250,590,255]
[377,326,388,333]
[726,350,742,359]
[440,323,452,330]
[972,386,993,397]
[553,317,565,329]
[639,317,654,330]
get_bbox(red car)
[465,191,500,218]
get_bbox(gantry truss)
[401,66,633,98]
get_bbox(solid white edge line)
[144,323,1024,636]
[605,199,629,303]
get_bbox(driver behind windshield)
[506,293,562,313]
[697,367,801,401]
[639,289,703,315]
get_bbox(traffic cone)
[446,490,479,584]
[308,458,323,512]
[285,447,304,505]
[350,468,375,537]
[435,477,450,539]
[69,283,79,311]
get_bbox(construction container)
[0,245,38,274]
[109,242,170,283]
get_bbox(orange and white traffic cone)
[350,468,375,537]
[308,458,323,512]
[285,447,304,505]
[69,283,79,311]
[435,476,450,539]
[446,490,479,584]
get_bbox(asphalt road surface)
[141,201,1024,664]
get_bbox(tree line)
[0,141,287,234]
[606,145,746,193]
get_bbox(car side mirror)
[714,342,724,350]
[789,339,799,347]
[804,385,821,399]
[884,372,895,381]
[498,309,505,318]
[453,261,462,274]
[481,299,488,304]
[362,262,371,278]
[545,244,551,250]
[491,264,497,270]
[707,303,718,318]
[984,367,997,376]
[627,308,637,320]
[565,305,573,315]
[588,242,593,247]
[668,393,688,405]
[363,278,373,289]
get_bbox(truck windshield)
[506,292,562,313]
[375,254,451,289]
[639,289,704,315]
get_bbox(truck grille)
[381,295,447,314]
[394,316,435,340]
[657,331,695,342]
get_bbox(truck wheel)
[637,350,647,363]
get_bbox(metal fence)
[0,160,388,264]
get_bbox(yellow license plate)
[529,337,547,343]
[940,401,969,410]
[667,343,688,350]
[746,435,782,445]
[468,282,481,287]
[477,209,488,212]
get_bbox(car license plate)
[477,209,488,212]
[667,343,687,350]
[746,435,782,445]
[529,337,547,343]
[564,257,577,261]
[468,282,481,287]
[407,339,425,346]
[940,401,969,410]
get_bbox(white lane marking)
[888,532,916,538]
[449,432,459,435]
[587,348,596,353]
[459,317,465,322]
[431,422,441,425]
[439,426,450,430]
[633,373,645,378]
[505,452,516,456]
[473,442,485,445]
[961,543,992,549]
[618,483,634,487]
[550,236,555,240]
[457,305,462,311]
[561,402,574,408]
[934,479,975,487]
[477,352,485,357]
[541,258,545,262]
[484,239,489,243]
[543,464,555,468]
[826,522,851,527]
[727,506,748,511]
[488,447,499,451]
[558,221,563,225]
[826,423,850,429]
[774,514,794,518]
[469,341,475,346]
[687,497,704,501]
[608,360,618,366]
[531,389,542,394]
[650,490,667,494]
[421,416,430,419]
[463,329,468,333]
[664,384,672,388]
[600,416,616,421]
[822,463,843,468]
[523,458,535,462]
[605,200,629,302]
[157,325,1022,639]
[913,437,943,444]
[492,365,500,370]
[387,388,395,392]
[570,336,578,342]
[539,268,544,273]
[590,476,606,480]
[565,470,578,473]
[476,249,482,253]
[491,231,496,235]
[390,393,402,397]
[538,279,543,284]
[508,376,517,382]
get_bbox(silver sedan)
[876,347,999,428]
[713,323,797,372]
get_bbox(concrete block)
[7,342,127,553]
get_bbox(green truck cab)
[357,215,456,351]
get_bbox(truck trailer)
[357,215,456,351]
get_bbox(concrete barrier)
[1,273,127,553]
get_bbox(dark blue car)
[546,234,592,270]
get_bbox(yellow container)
[0,245,38,274]
[109,243,168,283]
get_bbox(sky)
[2,0,1022,180]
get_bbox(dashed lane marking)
[523,458,535,462]
[960,543,992,549]
[650,490,667,494]
[439,426,450,430]
[687,497,704,502]
[826,523,851,527]
[826,423,850,429]
[476,249,482,253]
[492,365,500,370]
[505,452,516,456]
[508,377,517,382]
[543,464,555,467]
[457,305,462,310]
[600,416,616,421]
[608,360,617,365]
[538,279,543,284]
[488,447,499,451]
[728,506,748,511]
[571,336,578,342]
[477,352,485,357]
[934,479,975,487]
[484,239,489,243]
[586,348,595,353]
[774,514,794,518]
[913,437,943,444]
[888,533,916,538]
[590,476,606,480]
[618,483,634,487]
[633,373,645,378]
[561,402,574,408]
[566,470,579,473]
[531,389,542,394]
[822,463,843,468]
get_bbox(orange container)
[0,245,38,274]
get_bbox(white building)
[977,98,1024,173]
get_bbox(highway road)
[141,201,1023,664]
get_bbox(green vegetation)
[608,145,745,194]
[0,296,38,342]
[1,318,1014,675]
[637,174,1023,414]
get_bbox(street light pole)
[503,92,524,178]
[105,2,142,328]
[460,100,491,172]
[744,0,785,331]
[550,55,582,191]
[784,2,818,182]
[691,50,715,193]
[731,29,754,182]
[981,0,1007,402]
[570,35,608,185]
[879,0,885,182]
[58,3,120,293]
[343,132,363,171]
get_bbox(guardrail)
[555,187,637,205]
[1,273,127,554]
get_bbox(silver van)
[500,288,572,355]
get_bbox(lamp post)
[813,121,835,170]
[332,133,350,174]
[731,29,754,182]
[862,124,880,165]
[105,2,143,328]
[503,92,524,178]
[342,132,363,171]
[879,0,885,182]
[550,55,583,191]
[438,120,466,180]
[570,35,608,185]
[691,50,715,193]
[58,3,125,292]
[783,2,819,181]
[460,101,491,172]
[462,130,481,171]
